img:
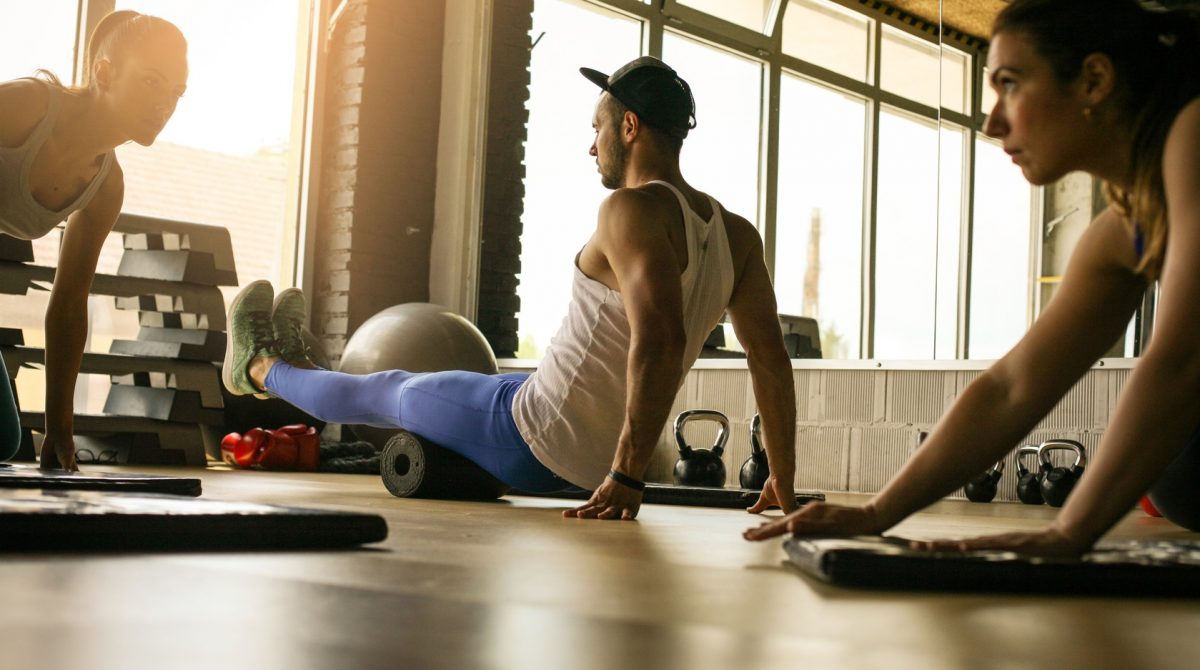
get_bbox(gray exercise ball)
[337,303,498,448]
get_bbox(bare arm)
[747,205,1146,542]
[41,163,124,469]
[724,215,797,513]
[1048,100,1200,548]
[564,188,686,520]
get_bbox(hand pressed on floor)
[743,501,884,541]
[564,477,643,520]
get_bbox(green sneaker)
[222,280,277,398]
[272,287,312,366]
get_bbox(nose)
[589,141,597,157]
[983,104,1005,139]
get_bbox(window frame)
[520,0,1026,360]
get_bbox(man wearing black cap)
[510,56,800,521]
[223,56,797,524]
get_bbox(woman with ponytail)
[0,11,187,470]
[748,0,1200,554]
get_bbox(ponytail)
[1105,5,1200,275]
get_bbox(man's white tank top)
[0,81,115,240]
[512,180,736,489]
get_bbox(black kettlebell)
[739,413,770,490]
[1038,439,1087,508]
[964,459,1005,503]
[1015,444,1047,505]
[673,409,729,488]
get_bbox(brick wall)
[476,0,533,357]
[312,0,447,364]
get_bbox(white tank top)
[0,81,115,240]
[512,180,736,489]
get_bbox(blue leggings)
[263,363,571,493]
[0,354,19,461]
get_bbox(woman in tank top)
[0,11,187,469]
[748,0,1200,551]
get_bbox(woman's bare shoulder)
[0,79,51,147]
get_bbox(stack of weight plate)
[0,214,237,466]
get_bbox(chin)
[131,130,162,147]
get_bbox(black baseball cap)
[580,56,697,139]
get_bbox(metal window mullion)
[778,54,875,100]
[74,0,116,85]
[646,0,664,56]
[957,126,976,359]
[877,91,938,123]
[958,48,988,358]
[862,19,882,359]
[760,16,783,282]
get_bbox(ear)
[622,110,640,143]
[93,58,113,90]
[1078,52,1116,107]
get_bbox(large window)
[969,137,1035,358]
[873,109,941,359]
[517,0,641,358]
[774,75,866,359]
[114,0,305,296]
[516,0,1042,361]
[661,32,763,227]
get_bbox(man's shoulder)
[598,185,676,224]
[715,204,759,245]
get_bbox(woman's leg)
[263,363,569,492]
[1148,428,1200,532]
[0,354,21,461]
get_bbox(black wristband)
[607,468,646,491]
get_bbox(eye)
[144,77,160,88]
[998,77,1016,92]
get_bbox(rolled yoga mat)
[380,431,511,500]
[783,535,1200,597]
[0,462,201,496]
[0,489,388,551]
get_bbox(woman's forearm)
[43,299,89,434]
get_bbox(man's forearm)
[747,351,796,477]
[612,336,686,478]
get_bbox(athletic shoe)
[272,287,311,366]
[222,280,277,398]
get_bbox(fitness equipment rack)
[0,214,237,465]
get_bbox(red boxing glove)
[221,424,318,471]
[221,429,268,468]
[275,424,320,471]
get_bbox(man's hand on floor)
[563,478,642,520]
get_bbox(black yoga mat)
[516,484,825,510]
[0,490,388,551]
[0,463,202,496]
[784,535,1200,597]
[378,430,827,509]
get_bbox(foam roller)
[380,431,510,500]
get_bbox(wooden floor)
[2,466,1198,670]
